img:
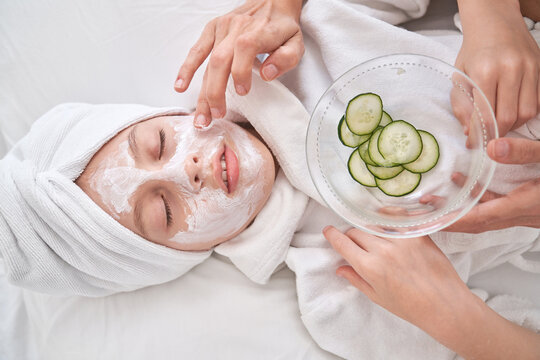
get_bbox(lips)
[224,145,239,193]
[214,144,239,194]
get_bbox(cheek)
[250,143,276,203]
[167,184,260,245]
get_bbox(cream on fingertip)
[175,78,184,89]
[194,113,207,126]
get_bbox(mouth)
[220,152,229,191]
[215,144,239,194]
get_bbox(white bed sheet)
[1,256,337,360]
[0,1,538,359]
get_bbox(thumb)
[260,31,304,81]
[487,137,540,164]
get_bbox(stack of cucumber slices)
[338,93,440,197]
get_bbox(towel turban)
[0,103,211,297]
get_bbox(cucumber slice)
[403,130,440,173]
[376,170,421,197]
[338,116,370,147]
[367,164,404,180]
[348,149,376,187]
[378,120,423,164]
[358,140,377,166]
[380,111,393,127]
[346,93,383,135]
[368,128,397,167]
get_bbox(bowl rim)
[306,53,499,238]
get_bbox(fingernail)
[235,84,247,95]
[494,140,509,158]
[175,78,183,89]
[194,114,208,127]
[210,107,222,119]
[463,125,469,135]
[262,64,278,81]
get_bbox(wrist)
[457,0,521,34]
[274,0,303,23]
[419,286,484,342]
[457,0,520,13]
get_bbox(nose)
[184,153,202,192]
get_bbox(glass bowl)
[306,54,498,238]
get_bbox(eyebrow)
[134,200,149,239]
[128,124,140,161]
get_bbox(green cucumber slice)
[403,130,440,173]
[338,116,370,147]
[345,93,383,135]
[348,149,376,187]
[376,170,421,197]
[379,111,393,127]
[367,164,404,180]
[378,120,423,164]
[358,140,377,166]
[368,128,397,167]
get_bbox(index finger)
[175,21,217,92]
[193,68,212,128]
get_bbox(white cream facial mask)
[90,116,265,245]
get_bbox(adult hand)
[456,0,540,138]
[322,227,470,332]
[446,137,540,233]
[323,226,540,359]
[174,0,304,128]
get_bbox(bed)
[1,1,539,359]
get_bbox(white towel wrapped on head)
[0,103,212,297]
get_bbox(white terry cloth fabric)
[0,103,213,297]
[330,0,430,26]
[215,63,320,284]
[215,171,310,284]
[213,1,540,358]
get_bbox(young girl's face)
[76,115,276,251]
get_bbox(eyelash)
[158,129,166,160]
[162,195,173,227]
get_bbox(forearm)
[457,0,523,34]
[422,290,540,360]
[458,0,539,22]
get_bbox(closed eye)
[162,195,173,227]
[159,129,166,160]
